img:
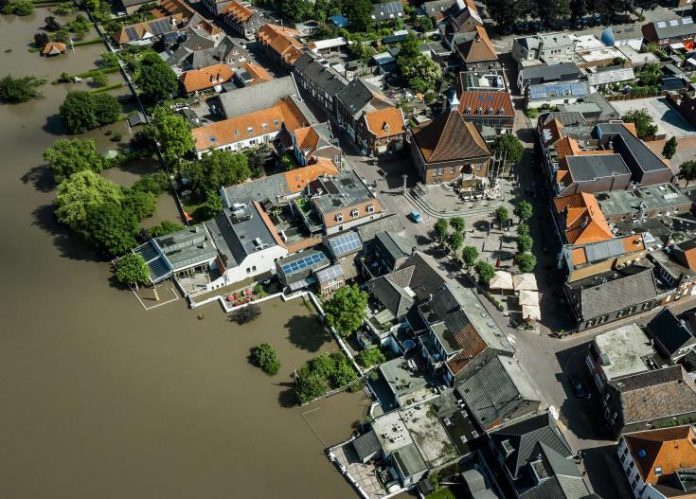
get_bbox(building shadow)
[31,204,100,262]
[285,314,332,353]
[21,164,55,193]
[582,444,632,498]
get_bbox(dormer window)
[498,107,505,115]
[261,123,268,130]
[383,122,390,132]
[476,107,482,115]
[247,126,254,134]
[335,213,343,222]
[465,106,471,114]
[351,209,359,218]
[366,204,374,213]
[487,107,494,114]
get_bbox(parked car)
[409,211,423,223]
[569,376,590,399]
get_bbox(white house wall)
[325,212,385,235]
[196,131,279,159]
[221,245,288,284]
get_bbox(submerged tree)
[114,253,150,289]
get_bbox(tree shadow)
[276,381,299,408]
[42,114,66,136]
[285,314,332,353]
[31,204,101,262]
[21,164,55,193]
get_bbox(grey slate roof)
[221,174,289,206]
[206,203,277,268]
[538,111,586,127]
[336,78,390,118]
[310,170,376,217]
[519,443,591,499]
[371,1,404,21]
[566,266,658,321]
[519,63,582,86]
[352,430,381,461]
[365,266,417,318]
[392,443,428,478]
[396,252,447,302]
[355,214,406,242]
[458,356,540,429]
[565,154,630,182]
[420,0,455,17]
[648,18,696,40]
[375,231,416,262]
[490,412,573,479]
[594,123,672,176]
[294,53,348,95]
[218,75,299,118]
[646,309,695,357]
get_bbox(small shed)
[127,111,146,128]
[330,14,349,28]
[315,264,345,297]
[42,42,67,56]
[352,430,382,463]
[489,270,513,291]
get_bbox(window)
[246,268,251,273]
[335,213,343,222]
[261,123,268,130]
[366,204,374,213]
[247,126,254,133]
[334,155,341,165]
[436,167,444,176]
[252,265,257,271]
[351,209,359,218]
[449,166,455,173]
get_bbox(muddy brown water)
[0,11,369,499]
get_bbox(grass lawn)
[427,488,457,499]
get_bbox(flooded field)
[0,11,369,499]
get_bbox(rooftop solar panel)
[316,264,344,284]
[280,252,326,276]
[328,232,363,257]
[136,242,159,262]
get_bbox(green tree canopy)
[663,136,678,160]
[622,109,658,139]
[250,343,281,375]
[492,133,524,164]
[517,222,530,236]
[449,217,465,233]
[0,74,45,103]
[679,161,696,185]
[324,285,368,337]
[122,189,157,220]
[516,253,537,272]
[84,200,139,257]
[474,261,495,285]
[114,253,150,286]
[59,91,98,133]
[462,246,478,268]
[44,138,104,183]
[93,92,121,125]
[515,200,533,222]
[495,206,509,228]
[146,107,194,164]
[186,150,251,200]
[517,233,533,253]
[148,220,183,238]
[55,170,124,231]
[449,231,464,252]
[434,218,449,243]
[356,347,386,368]
[295,371,329,404]
[343,0,372,32]
[136,52,178,105]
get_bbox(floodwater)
[0,11,369,499]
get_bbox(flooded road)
[0,11,368,499]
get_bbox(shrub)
[356,347,386,368]
[249,343,281,375]
[516,253,537,272]
[148,220,183,238]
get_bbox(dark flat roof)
[566,153,631,182]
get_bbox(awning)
[687,58,696,67]
[489,270,513,290]
[522,305,541,321]
[518,290,540,307]
[513,273,538,291]
[670,42,685,50]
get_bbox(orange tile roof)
[682,246,696,270]
[293,126,321,152]
[554,192,613,245]
[223,0,253,22]
[256,24,303,63]
[458,91,514,118]
[555,136,581,159]
[179,64,234,93]
[622,234,645,254]
[625,426,696,485]
[158,0,195,18]
[446,323,487,375]
[543,119,564,146]
[42,42,66,55]
[623,122,638,137]
[363,107,405,139]
[457,25,497,63]
[192,97,311,152]
[242,62,272,84]
[283,159,338,194]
